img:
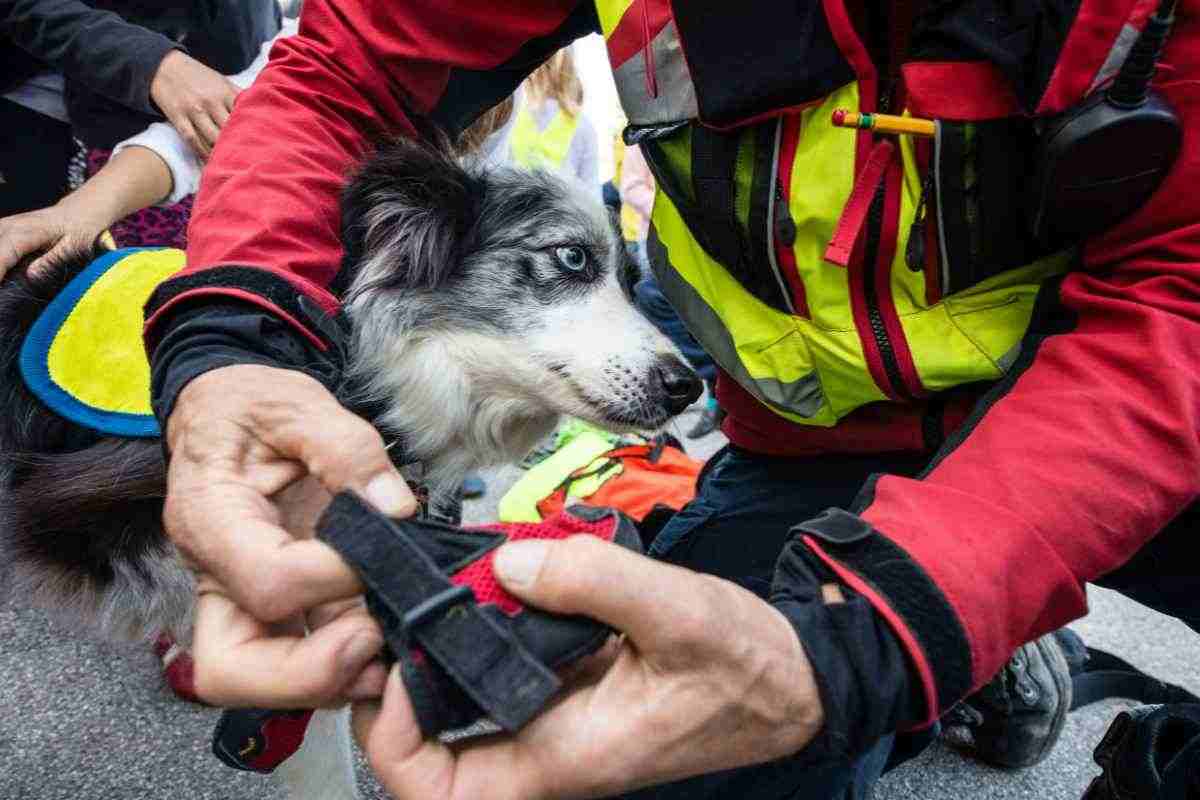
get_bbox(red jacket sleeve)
[145,0,584,342]
[797,8,1200,722]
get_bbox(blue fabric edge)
[19,247,164,439]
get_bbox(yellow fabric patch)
[46,248,185,416]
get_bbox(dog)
[0,138,700,799]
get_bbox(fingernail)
[493,540,549,589]
[339,633,381,674]
[364,473,413,517]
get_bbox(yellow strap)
[498,431,620,522]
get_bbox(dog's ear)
[338,137,483,295]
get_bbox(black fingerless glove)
[770,532,928,763]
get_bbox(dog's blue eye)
[555,246,588,272]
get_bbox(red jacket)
[155,0,1200,724]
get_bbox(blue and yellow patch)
[20,247,186,438]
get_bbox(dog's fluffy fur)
[0,139,698,650]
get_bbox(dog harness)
[20,247,184,437]
[213,493,642,771]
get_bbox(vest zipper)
[860,180,910,400]
[856,56,919,400]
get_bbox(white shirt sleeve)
[111,122,201,205]
[108,19,300,206]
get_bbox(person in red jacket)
[142,1,1200,798]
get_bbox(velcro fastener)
[317,492,561,733]
[143,265,341,353]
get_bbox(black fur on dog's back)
[0,254,186,641]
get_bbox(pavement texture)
[1,402,1197,800]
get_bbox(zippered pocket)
[639,121,797,316]
[933,119,1044,296]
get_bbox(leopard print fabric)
[85,147,194,249]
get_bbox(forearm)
[2,0,177,114]
[114,122,200,206]
[56,145,172,230]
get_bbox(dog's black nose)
[655,356,703,415]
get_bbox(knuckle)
[341,415,386,451]
[246,575,295,621]
[160,491,199,549]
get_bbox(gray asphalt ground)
[1,402,1197,800]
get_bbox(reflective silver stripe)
[762,118,795,314]
[612,20,698,127]
[647,227,826,418]
[934,122,953,298]
[996,341,1023,373]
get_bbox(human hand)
[353,535,825,799]
[164,365,419,707]
[149,50,241,159]
[0,203,109,279]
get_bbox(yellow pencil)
[831,109,937,137]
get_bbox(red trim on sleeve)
[903,62,1022,120]
[143,288,329,352]
[803,537,939,728]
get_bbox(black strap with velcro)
[317,491,561,733]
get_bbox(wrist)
[149,49,185,110]
[763,602,827,753]
[53,194,116,235]
[149,302,348,445]
[770,531,930,761]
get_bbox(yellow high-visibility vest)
[594,1,1072,427]
[510,102,579,172]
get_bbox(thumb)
[352,666,457,800]
[0,224,53,274]
[264,383,418,519]
[493,534,694,648]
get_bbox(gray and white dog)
[0,138,699,799]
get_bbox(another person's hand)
[0,203,110,280]
[353,535,825,800]
[164,365,419,707]
[150,50,241,159]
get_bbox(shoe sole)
[1014,634,1074,768]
